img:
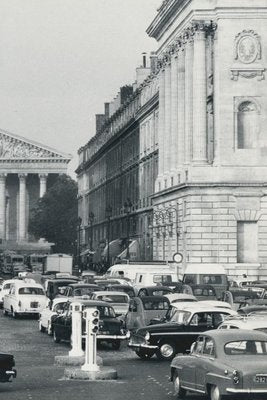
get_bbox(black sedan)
[0,352,16,382]
[52,299,128,350]
[128,304,236,360]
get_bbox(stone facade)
[0,129,71,253]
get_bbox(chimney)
[104,102,110,119]
[150,52,158,74]
[95,114,106,134]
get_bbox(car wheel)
[39,320,46,333]
[210,385,222,400]
[53,329,61,343]
[135,349,154,360]
[156,340,176,360]
[111,340,121,350]
[173,370,186,399]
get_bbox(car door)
[195,336,216,393]
[181,337,205,390]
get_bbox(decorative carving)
[0,132,62,159]
[231,30,265,81]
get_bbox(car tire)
[156,340,176,360]
[111,340,121,350]
[135,349,154,360]
[210,385,223,400]
[53,329,61,343]
[39,320,46,333]
[173,370,186,399]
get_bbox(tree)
[29,174,78,254]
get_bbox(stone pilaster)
[177,45,185,167]
[0,174,7,240]
[18,173,27,241]
[156,67,165,191]
[192,22,208,164]
[170,51,178,178]
[184,31,194,165]
[164,58,171,182]
[39,173,48,198]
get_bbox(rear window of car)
[225,340,267,355]
[18,287,45,295]
[153,275,172,284]
[142,299,169,310]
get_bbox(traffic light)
[90,308,99,334]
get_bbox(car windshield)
[97,295,128,303]
[225,340,267,355]
[170,310,191,324]
[18,287,45,295]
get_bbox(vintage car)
[165,293,197,304]
[170,329,267,399]
[52,299,128,350]
[218,313,267,333]
[105,284,135,298]
[128,304,236,360]
[222,289,266,311]
[0,279,17,308]
[238,304,267,315]
[39,297,68,334]
[90,291,130,316]
[60,283,101,298]
[0,352,16,382]
[137,285,174,297]
[45,278,79,300]
[125,295,170,332]
[3,279,47,317]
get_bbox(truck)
[42,254,73,275]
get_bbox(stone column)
[192,22,208,164]
[0,174,7,240]
[170,51,178,177]
[177,45,185,166]
[19,173,27,241]
[164,58,171,183]
[184,31,194,164]
[39,173,48,198]
[156,64,165,191]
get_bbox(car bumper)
[227,388,267,394]
[81,334,128,340]
[0,369,17,382]
[128,341,158,350]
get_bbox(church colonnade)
[156,21,217,191]
[0,173,48,242]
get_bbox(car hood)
[136,322,183,336]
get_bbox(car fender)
[206,371,232,388]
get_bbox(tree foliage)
[29,174,78,254]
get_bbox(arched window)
[237,101,259,149]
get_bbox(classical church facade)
[0,129,71,253]
[148,0,267,278]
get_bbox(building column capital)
[18,173,27,182]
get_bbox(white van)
[133,271,177,294]
[106,262,179,282]
[182,264,229,299]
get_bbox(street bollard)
[68,302,84,358]
[81,307,100,372]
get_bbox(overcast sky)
[0,0,161,176]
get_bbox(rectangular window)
[237,221,258,263]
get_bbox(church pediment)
[0,130,71,161]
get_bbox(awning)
[102,239,122,259]
[117,240,140,260]
[80,249,95,256]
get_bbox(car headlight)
[145,331,150,342]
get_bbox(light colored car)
[3,279,47,318]
[39,297,68,334]
[165,293,197,304]
[170,329,267,399]
[0,279,17,307]
[91,291,130,316]
[218,313,267,333]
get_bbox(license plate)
[254,375,267,383]
[31,302,38,308]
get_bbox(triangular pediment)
[0,129,72,161]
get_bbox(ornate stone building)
[148,0,267,278]
[0,129,71,253]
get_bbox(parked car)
[45,278,79,300]
[91,291,130,316]
[105,284,135,298]
[38,297,68,334]
[52,299,128,350]
[137,285,173,297]
[3,279,47,318]
[165,293,197,304]
[60,283,101,299]
[0,352,16,382]
[170,329,267,400]
[238,304,267,315]
[128,304,236,360]
[125,296,170,332]
[222,289,266,310]
[218,313,267,332]
[0,279,17,308]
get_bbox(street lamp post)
[77,217,82,273]
[88,212,95,252]
[105,205,112,267]
[124,198,132,260]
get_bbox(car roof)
[69,283,99,288]
[139,295,170,302]
[139,285,173,290]
[10,279,43,288]
[173,304,235,313]
[68,298,113,307]
[93,291,129,296]
[204,329,267,342]
[166,293,197,302]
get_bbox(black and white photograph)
[1,1,267,399]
